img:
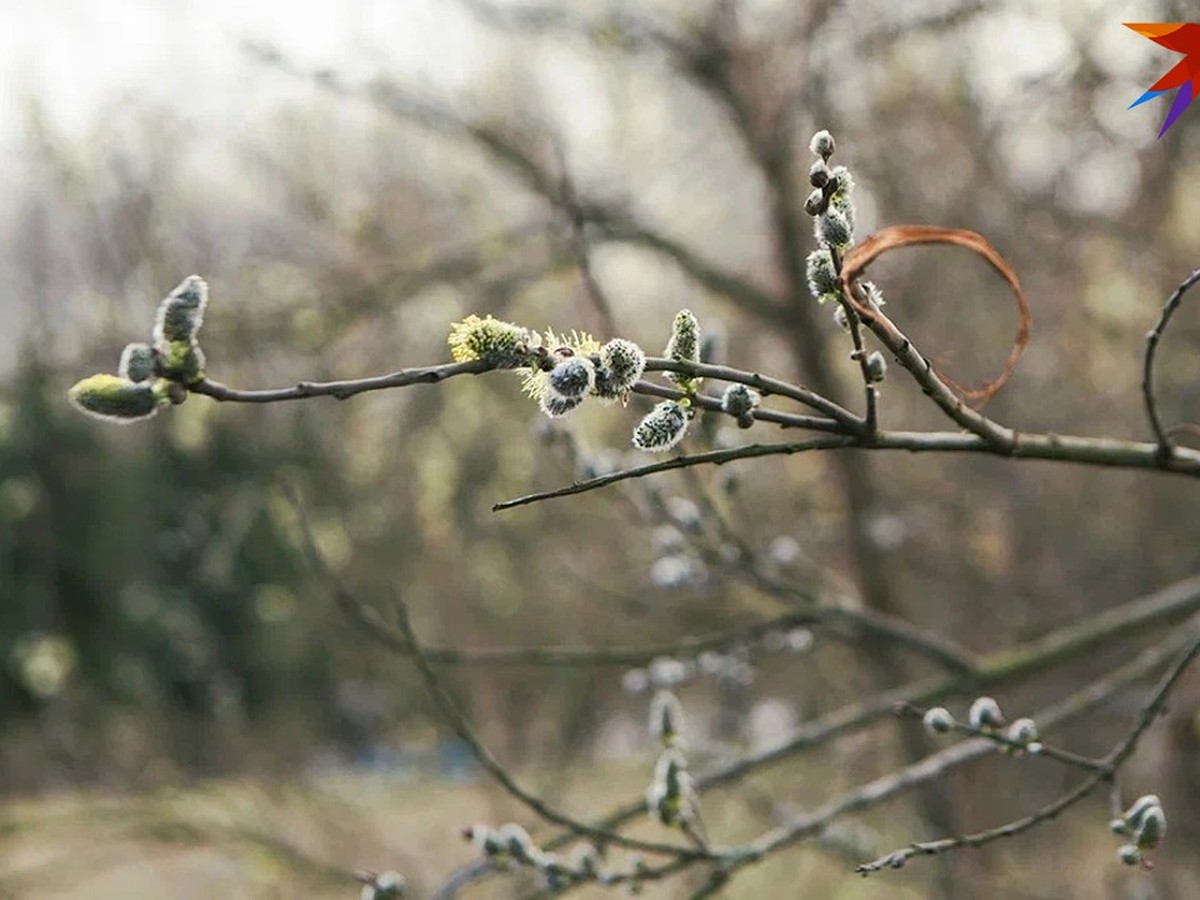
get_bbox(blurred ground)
[0,761,1158,899]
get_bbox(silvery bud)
[968,696,1004,730]
[1006,717,1038,745]
[720,384,761,419]
[633,401,689,452]
[153,276,208,343]
[817,208,853,249]
[594,338,646,400]
[809,130,835,160]
[1117,843,1142,866]
[923,707,955,735]
[548,356,596,400]
[865,351,887,383]
[806,249,839,301]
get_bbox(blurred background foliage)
[4,0,1200,896]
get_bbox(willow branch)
[857,622,1200,874]
[494,429,1200,511]
[755,623,1199,871]
[192,359,493,403]
[451,572,1200,891]
[641,358,860,425]
[891,701,1104,773]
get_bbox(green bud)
[830,165,855,200]
[804,187,825,216]
[1122,794,1162,829]
[633,401,689,452]
[68,374,167,424]
[156,339,206,384]
[118,342,156,383]
[448,314,534,368]
[153,276,208,343]
[498,823,538,865]
[646,749,693,828]
[830,165,856,232]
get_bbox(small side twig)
[1142,268,1200,460]
[891,701,1103,773]
[554,142,619,339]
[829,246,879,437]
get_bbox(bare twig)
[493,429,1200,511]
[554,143,619,338]
[829,246,880,436]
[488,573,1200,867]
[1142,268,1200,458]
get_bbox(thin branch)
[493,429,1200,511]
[641,358,860,425]
[857,622,1200,874]
[508,621,1200,898]
[829,246,879,435]
[1142,267,1200,458]
[755,621,1199,869]
[636,380,848,433]
[285,487,713,862]
[891,702,1104,773]
[840,227,1026,449]
[483,572,1200,874]
[649,470,977,674]
[192,359,493,403]
[492,437,856,511]
[307,568,910,669]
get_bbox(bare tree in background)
[51,1,1200,897]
